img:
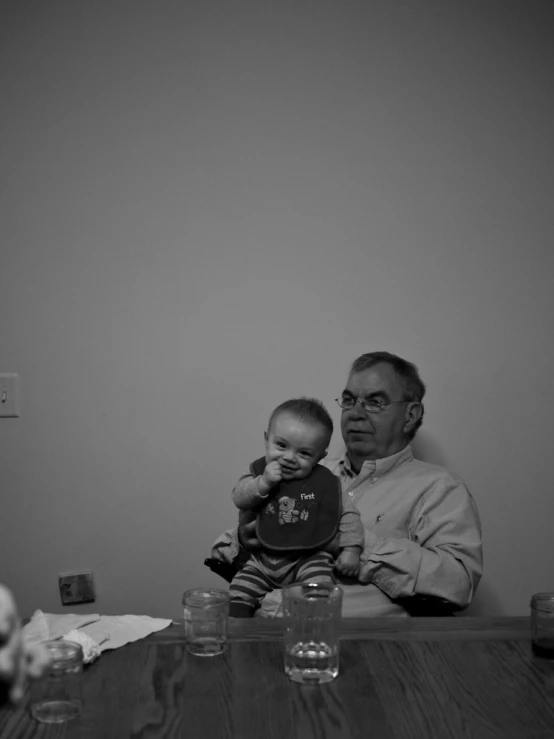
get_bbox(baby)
[229,397,364,617]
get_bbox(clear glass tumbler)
[183,588,229,656]
[282,582,343,684]
[531,592,554,658]
[30,640,83,723]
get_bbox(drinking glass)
[282,582,343,684]
[30,640,83,723]
[183,588,229,656]
[531,592,554,658]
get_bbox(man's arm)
[358,479,482,609]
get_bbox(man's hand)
[334,547,361,578]
[258,460,282,496]
[238,511,261,551]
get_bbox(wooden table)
[2,617,554,738]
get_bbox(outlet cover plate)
[59,571,96,605]
[0,373,20,418]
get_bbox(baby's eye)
[275,441,286,449]
[300,451,312,457]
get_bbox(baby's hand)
[334,548,361,578]
[260,461,283,493]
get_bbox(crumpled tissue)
[62,629,101,664]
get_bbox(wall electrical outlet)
[0,373,20,418]
[59,571,96,605]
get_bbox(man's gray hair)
[350,351,426,439]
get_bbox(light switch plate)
[0,374,20,417]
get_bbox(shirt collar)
[338,444,413,478]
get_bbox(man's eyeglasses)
[335,396,409,415]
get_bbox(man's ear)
[404,402,423,435]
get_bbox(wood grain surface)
[2,617,553,739]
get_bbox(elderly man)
[210,351,483,617]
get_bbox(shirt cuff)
[359,529,379,564]
[255,476,270,499]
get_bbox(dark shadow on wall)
[463,580,505,616]
[411,430,451,468]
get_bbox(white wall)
[1,1,553,619]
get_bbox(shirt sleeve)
[210,527,240,564]
[231,473,267,510]
[338,495,365,549]
[358,477,483,608]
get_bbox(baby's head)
[264,398,333,481]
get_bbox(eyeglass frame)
[335,395,412,415]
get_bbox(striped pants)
[229,550,334,617]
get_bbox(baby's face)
[264,412,329,480]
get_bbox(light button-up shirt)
[323,445,483,606]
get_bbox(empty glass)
[183,588,229,656]
[30,640,83,723]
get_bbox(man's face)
[265,412,328,480]
[340,363,413,462]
